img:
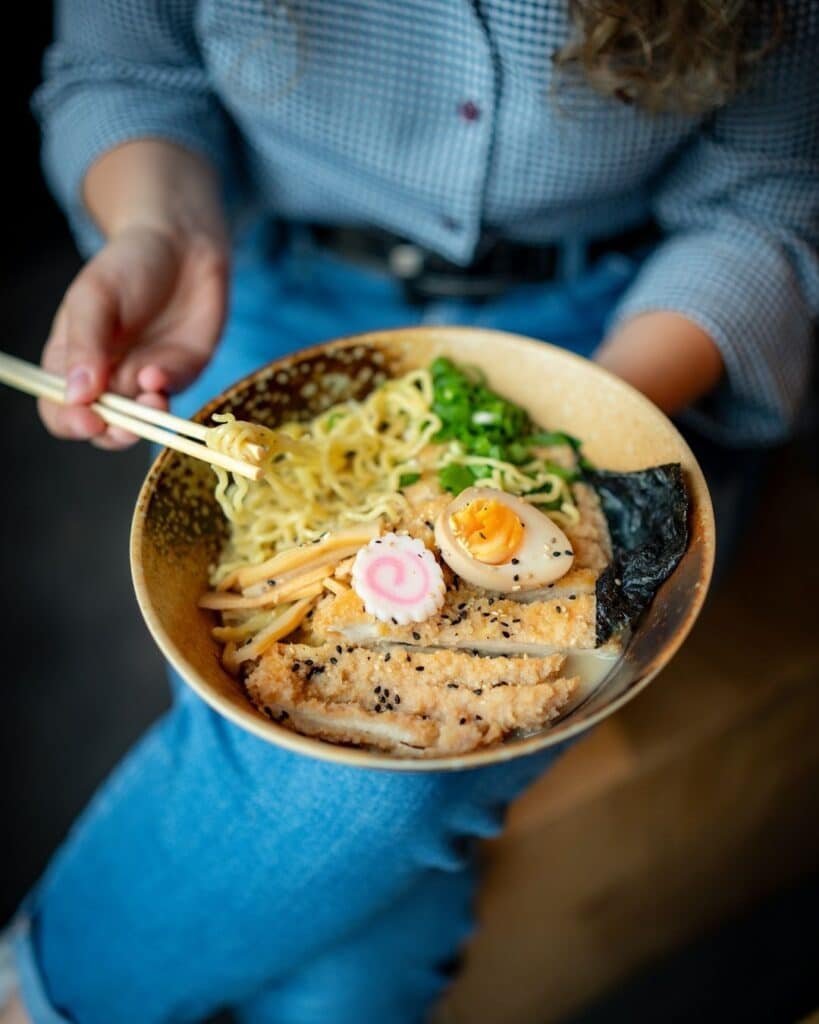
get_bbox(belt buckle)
[388,242,511,306]
[388,243,426,280]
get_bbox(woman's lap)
[20,684,562,1022]
[11,236,747,1022]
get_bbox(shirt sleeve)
[32,0,236,255]
[610,17,819,446]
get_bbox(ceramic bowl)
[130,327,715,771]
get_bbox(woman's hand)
[38,138,229,448]
[39,224,229,448]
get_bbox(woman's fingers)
[39,306,108,439]
[38,230,178,442]
[37,226,229,447]
[109,341,210,399]
[60,232,173,393]
[136,364,171,393]
[37,395,108,440]
[136,391,171,412]
[89,392,170,451]
[90,429,138,451]
[61,258,128,401]
[39,257,123,441]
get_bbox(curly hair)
[554,0,784,114]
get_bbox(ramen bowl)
[130,327,715,771]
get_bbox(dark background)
[2,6,818,1024]
[1,0,169,926]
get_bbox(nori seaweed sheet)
[586,464,689,644]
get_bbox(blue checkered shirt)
[34,1,819,444]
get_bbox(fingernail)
[65,367,92,403]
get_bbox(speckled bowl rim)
[130,327,715,772]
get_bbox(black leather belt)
[303,220,662,304]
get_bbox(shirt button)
[458,100,481,122]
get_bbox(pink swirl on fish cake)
[365,555,430,606]
[351,532,446,625]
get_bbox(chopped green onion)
[438,463,476,495]
[398,472,421,488]
[429,357,587,500]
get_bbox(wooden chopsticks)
[0,350,264,481]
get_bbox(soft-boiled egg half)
[434,486,574,592]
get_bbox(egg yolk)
[450,499,524,565]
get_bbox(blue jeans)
[8,231,734,1023]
